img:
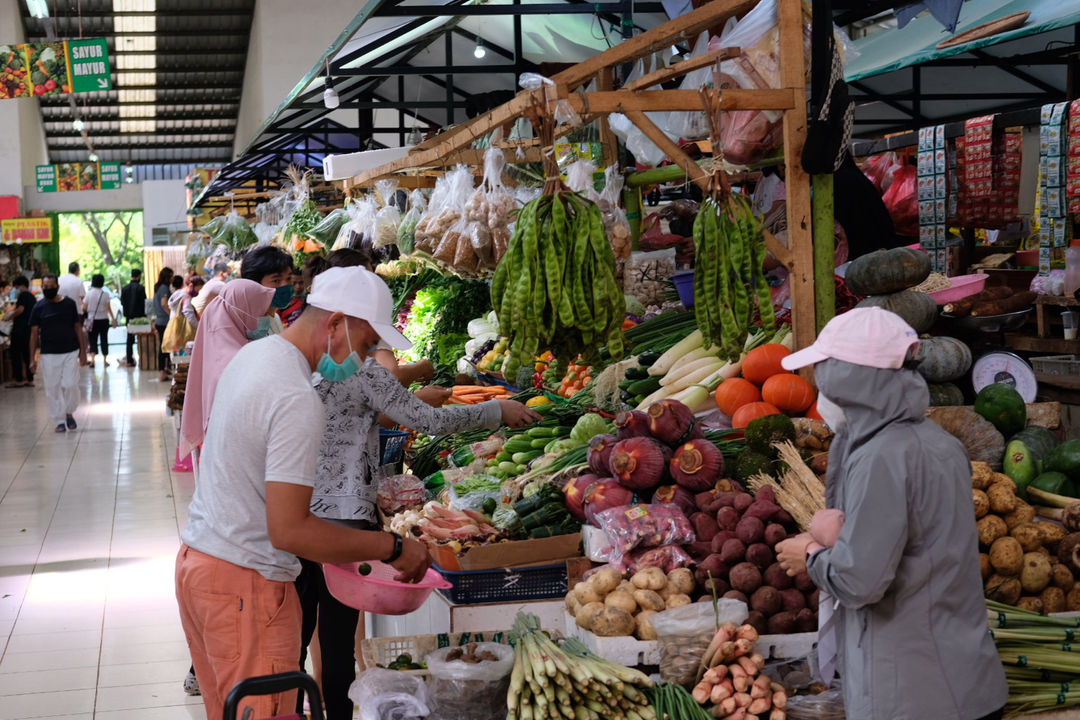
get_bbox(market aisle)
[0,363,203,720]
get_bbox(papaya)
[1004,427,1060,496]
[1030,471,1073,498]
[1045,440,1080,482]
[974,383,1027,437]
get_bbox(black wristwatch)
[385,532,404,564]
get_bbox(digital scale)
[971,351,1038,402]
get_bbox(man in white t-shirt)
[176,267,430,720]
[190,261,230,316]
[58,262,86,319]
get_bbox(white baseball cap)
[306,267,412,350]
[782,307,920,371]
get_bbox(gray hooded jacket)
[807,359,1007,720]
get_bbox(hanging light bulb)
[88,152,99,163]
[72,118,85,132]
[323,57,339,109]
[125,162,134,183]
[474,38,486,60]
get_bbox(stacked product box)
[917,125,949,273]
[1040,102,1071,276]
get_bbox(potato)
[590,607,635,637]
[971,461,994,490]
[566,590,581,616]
[576,602,605,631]
[604,590,637,614]
[574,581,603,605]
[987,484,1017,515]
[989,537,1024,576]
[1042,586,1066,614]
[631,567,667,591]
[1011,523,1044,553]
[1021,552,1053,594]
[972,490,990,519]
[977,515,1008,547]
[1003,503,1036,531]
[979,553,991,581]
[633,589,666,612]
[1068,585,1080,612]
[1039,524,1068,554]
[666,567,695,595]
[635,610,658,640]
[1052,563,1074,591]
[986,574,1022,605]
[617,580,635,594]
[656,585,676,602]
[666,593,692,608]
[591,568,623,595]
[1017,597,1044,614]
[1036,546,1052,558]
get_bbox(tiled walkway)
[0,361,202,719]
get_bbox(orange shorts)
[175,544,302,720]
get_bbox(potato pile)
[971,461,1078,613]
[567,567,696,639]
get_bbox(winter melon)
[927,382,965,407]
[974,383,1027,437]
[1045,440,1080,482]
[856,290,937,334]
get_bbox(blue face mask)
[317,323,362,382]
[270,284,293,309]
[245,316,273,340]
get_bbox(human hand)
[414,385,452,407]
[810,509,845,548]
[390,536,431,583]
[498,400,543,428]
[29,360,37,375]
[776,533,815,577]
[412,359,435,384]
[79,353,89,367]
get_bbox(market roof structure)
[19,0,255,168]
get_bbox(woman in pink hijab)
[179,279,275,458]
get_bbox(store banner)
[0,37,111,99]
[36,162,121,192]
[1,218,52,244]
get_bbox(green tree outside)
[58,211,143,294]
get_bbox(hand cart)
[223,671,325,720]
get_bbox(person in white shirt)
[82,274,117,366]
[58,262,86,319]
[191,262,230,317]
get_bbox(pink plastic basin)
[928,274,987,305]
[323,561,452,615]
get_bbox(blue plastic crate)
[433,562,568,604]
[379,429,409,466]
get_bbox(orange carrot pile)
[447,385,513,405]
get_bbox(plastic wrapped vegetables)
[491,190,625,379]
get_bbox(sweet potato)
[750,586,782,616]
[690,512,721,543]
[764,523,787,546]
[733,493,754,513]
[943,286,1012,317]
[721,538,748,565]
[780,588,807,612]
[746,543,775,570]
[767,610,797,634]
[744,499,781,523]
[717,506,742,531]
[730,562,763,595]
[736,515,766,545]
[711,530,739,554]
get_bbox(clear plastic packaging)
[374,179,402,248]
[307,207,349,247]
[397,190,427,254]
[594,504,695,558]
[599,164,632,260]
[377,474,426,514]
[651,600,749,687]
[784,686,846,719]
[348,668,430,720]
[618,544,694,573]
[623,248,677,306]
[664,31,714,141]
[425,643,515,720]
[565,159,601,203]
[334,196,378,251]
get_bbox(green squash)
[845,247,933,296]
[855,290,938,334]
[1045,439,1080,482]
[927,382,965,407]
[973,383,1026,437]
[915,336,972,383]
[1003,426,1061,493]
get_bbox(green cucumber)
[512,450,543,465]
[637,350,662,367]
[494,451,513,464]
[624,366,650,380]
[626,376,662,396]
[497,461,519,473]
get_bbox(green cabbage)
[570,413,609,444]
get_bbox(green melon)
[973,383,1026,437]
[1045,439,1080,482]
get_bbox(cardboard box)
[433,532,583,572]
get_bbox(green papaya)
[1030,471,1072,497]
[1045,439,1080,482]
[1003,426,1060,495]
[974,383,1027,437]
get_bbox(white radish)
[661,345,717,377]
[662,360,727,392]
[648,329,703,376]
[660,354,722,386]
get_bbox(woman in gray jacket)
[776,307,1007,720]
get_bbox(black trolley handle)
[222,671,325,720]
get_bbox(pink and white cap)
[782,307,920,371]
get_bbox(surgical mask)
[42,287,58,300]
[816,392,846,430]
[270,284,293,309]
[317,322,362,383]
[245,316,272,340]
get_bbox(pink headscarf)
[179,279,275,458]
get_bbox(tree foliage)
[58,211,143,292]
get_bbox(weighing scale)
[971,351,1038,403]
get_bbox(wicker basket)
[360,630,513,676]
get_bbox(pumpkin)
[927,382,965,407]
[856,290,938,334]
[715,377,762,417]
[742,344,792,386]
[915,336,972,383]
[928,406,1006,469]
[806,401,824,422]
[844,247,932,296]
[732,402,781,429]
[761,374,815,413]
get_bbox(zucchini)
[530,437,551,449]
[626,376,662,396]
[624,366,650,380]
[512,450,543,465]
[637,350,663,367]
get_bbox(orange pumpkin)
[714,377,762,417]
[742,344,792,385]
[762,373,816,413]
[806,401,824,422]
[731,402,781,429]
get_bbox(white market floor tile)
[0,365,204,718]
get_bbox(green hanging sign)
[67,38,111,93]
[36,162,122,192]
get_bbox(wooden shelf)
[1004,333,1080,355]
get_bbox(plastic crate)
[1031,355,1080,376]
[361,630,512,676]
[434,562,568,604]
[379,429,409,466]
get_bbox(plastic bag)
[861,151,902,194]
[665,31,714,140]
[307,208,349,247]
[623,248,677,306]
[565,159,601,203]
[377,474,426,514]
[595,504,695,558]
[881,164,917,238]
[374,179,402,248]
[618,544,693,573]
[651,600,749,687]
[785,686,846,719]
[609,58,677,166]
[349,668,430,720]
[425,643,515,720]
[463,146,517,268]
[397,190,427,255]
[598,164,632,260]
[334,196,378,251]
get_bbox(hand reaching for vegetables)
[810,509,845,548]
[498,400,544,428]
[414,385,452,407]
[390,535,432,584]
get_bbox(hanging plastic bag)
[307,208,349,248]
[665,31,715,140]
[374,179,402,248]
[608,58,677,167]
[565,158,601,202]
[861,151,903,194]
[431,166,478,273]
[349,668,430,720]
[333,196,378,251]
[425,643,515,720]
[599,164,632,260]
[397,189,427,255]
[881,164,918,238]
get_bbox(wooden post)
[778,0,815,352]
[812,174,836,332]
[597,68,619,168]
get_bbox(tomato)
[44,78,56,91]
[33,85,45,95]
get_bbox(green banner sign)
[0,38,110,99]
[36,162,122,192]
[67,38,111,93]
[35,164,57,193]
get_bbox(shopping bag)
[161,313,196,353]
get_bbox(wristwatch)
[385,532,404,564]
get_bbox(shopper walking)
[175,266,431,720]
[239,245,294,338]
[191,262,230,317]
[82,274,117,366]
[3,276,36,387]
[29,274,88,432]
[120,269,147,367]
[58,261,86,321]
[775,307,1007,720]
[153,267,175,381]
